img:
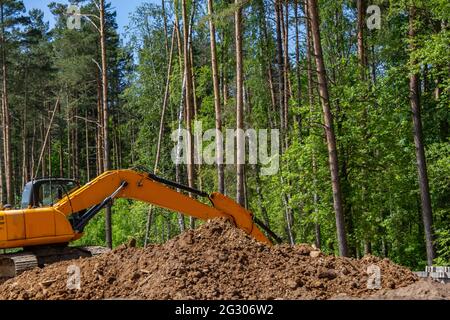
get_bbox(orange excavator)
[0,169,277,279]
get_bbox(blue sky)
[22,0,157,36]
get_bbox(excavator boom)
[56,169,270,244]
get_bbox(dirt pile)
[369,279,450,300]
[0,218,420,300]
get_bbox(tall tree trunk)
[58,101,64,178]
[40,115,46,177]
[174,4,188,234]
[74,106,79,179]
[48,117,52,177]
[161,0,169,56]
[408,6,435,266]
[144,27,176,247]
[96,72,103,175]
[275,0,285,139]
[189,47,198,118]
[295,1,302,134]
[275,1,294,245]
[155,28,175,174]
[174,18,183,72]
[182,0,196,229]
[85,110,90,181]
[66,98,71,177]
[305,0,321,249]
[235,0,245,206]
[144,207,154,245]
[255,165,270,228]
[173,2,188,233]
[364,241,372,256]
[220,29,228,114]
[70,111,74,177]
[256,0,276,128]
[21,97,27,187]
[30,119,36,179]
[308,0,348,256]
[282,1,290,138]
[0,137,2,204]
[281,179,295,245]
[100,0,112,248]
[207,0,224,194]
[175,76,187,234]
[1,4,13,205]
[34,98,59,179]
[112,127,118,169]
[357,0,367,80]
[21,73,29,187]
[284,1,296,244]
[312,152,321,249]
[189,3,200,230]
[357,0,371,253]
[370,43,377,84]
[305,0,314,114]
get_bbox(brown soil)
[0,218,428,300]
[369,279,450,300]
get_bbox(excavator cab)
[20,178,80,209]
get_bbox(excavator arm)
[55,169,271,245]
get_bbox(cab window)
[40,183,62,206]
[21,183,33,209]
[38,181,78,207]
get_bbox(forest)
[0,0,448,270]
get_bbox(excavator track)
[0,246,110,281]
[0,253,38,279]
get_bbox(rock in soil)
[0,218,429,300]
